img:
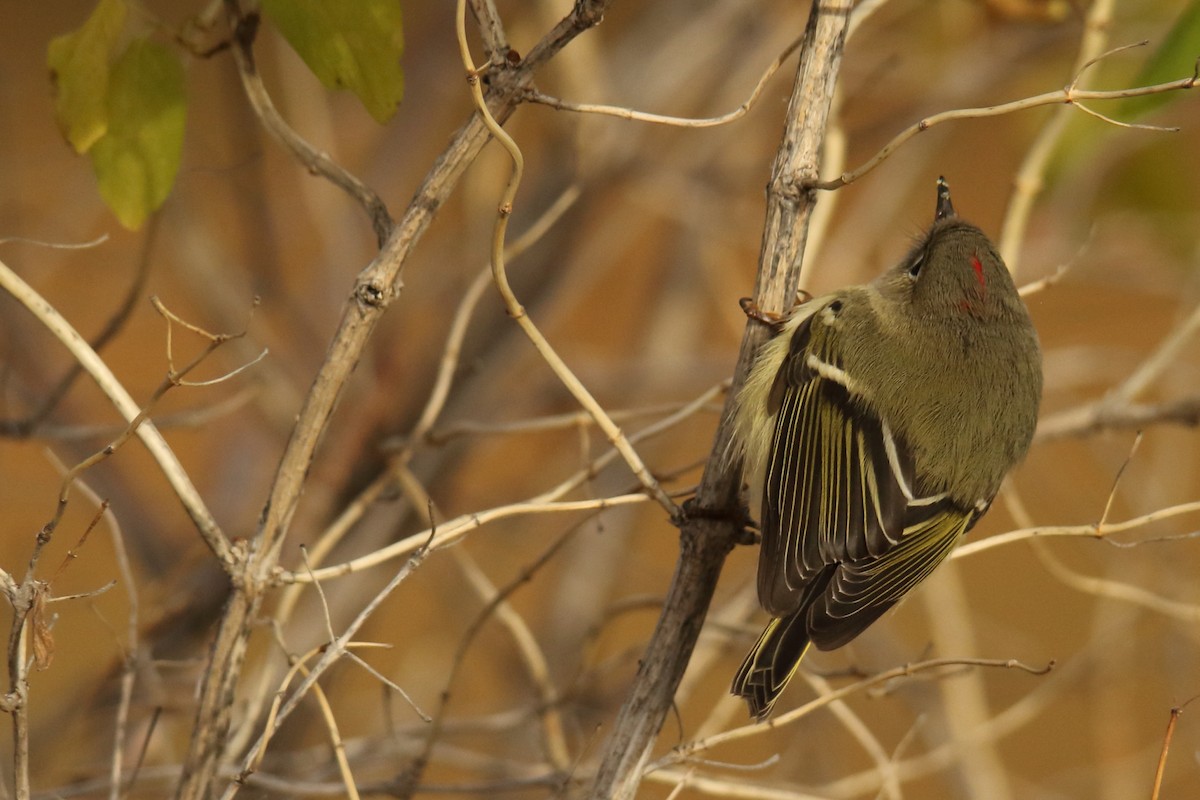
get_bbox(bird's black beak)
[935,176,956,221]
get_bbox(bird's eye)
[908,254,924,278]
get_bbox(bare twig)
[402,512,590,796]
[645,769,831,799]
[797,671,901,800]
[256,185,584,695]
[0,233,109,249]
[921,563,1015,798]
[423,397,723,445]
[288,379,724,585]
[1017,262,1072,297]
[653,658,1054,770]
[1033,539,1200,621]
[1036,301,1200,440]
[224,5,393,245]
[29,298,252,572]
[809,63,1196,193]
[586,3,856,797]
[1036,395,1200,440]
[953,499,1200,559]
[809,656,1077,798]
[0,257,232,568]
[61,474,143,800]
[9,389,257,443]
[1100,433,1143,529]
[1024,452,1199,622]
[291,493,649,584]
[7,596,34,797]
[1109,302,1200,405]
[521,0,886,133]
[523,34,802,128]
[455,0,679,517]
[1150,696,1199,800]
[293,661,361,800]
[238,638,368,798]
[221,534,435,799]
[0,228,148,438]
[178,4,617,794]
[404,186,582,452]
[999,0,1117,272]
[3,464,125,798]
[453,548,572,770]
[466,0,510,67]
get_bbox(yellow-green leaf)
[47,0,128,153]
[1119,0,1200,120]
[261,0,404,123]
[90,39,186,230]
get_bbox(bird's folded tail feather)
[731,612,813,720]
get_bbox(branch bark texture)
[174,3,614,798]
[584,2,853,797]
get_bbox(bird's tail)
[731,613,812,719]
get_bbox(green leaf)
[261,0,404,123]
[1119,0,1200,120]
[47,0,128,153]
[90,39,186,230]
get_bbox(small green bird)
[730,178,1042,719]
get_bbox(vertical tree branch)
[584,2,853,797]
[173,4,615,798]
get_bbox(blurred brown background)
[2,0,1199,797]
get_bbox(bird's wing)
[757,310,976,638]
[806,502,976,649]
